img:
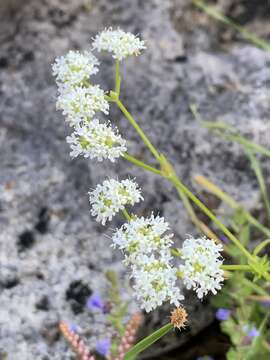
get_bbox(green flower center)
[79,136,90,149]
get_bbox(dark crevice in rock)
[35,207,50,234]
[66,280,92,314]
[17,230,36,251]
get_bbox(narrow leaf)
[245,149,270,222]
[193,0,270,51]
[123,323,173,360]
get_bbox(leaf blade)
[123,323,173,360]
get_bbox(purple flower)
[215,308,231,321]
[220,235,229,244]
[243,325,260,339]
[96,338,111,357]
[197,357,214,360]
[69,324,78,332]
[87,293,105,311]
[247,326,260,338]
[261,301,270,308]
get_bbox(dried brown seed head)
[170,306,188,329]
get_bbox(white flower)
[131,254,184,312]
[178,237,224,299]
[92,28,146,61]
[56,85,109,126]
[89,179,143,225]
[66,119,127,162]
[52,50,99,87]
[112,214,174,264]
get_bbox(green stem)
[122,208,131,221]
[242,278,269,296]
[221,264,251,271]
[171,248,182,257]
[123,153,163,176]
[169,175,254,262]
[194,175,270,238]
[115,60,121,95]
[116,99,161,162]
[192,0,270,52]
[254,239,270,256]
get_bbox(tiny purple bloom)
[215,308,231,321]
[96,338,111,356]
[69,324,78,332]
[87,293,105,311]
[220,235,229,244]
[261,301,270,308]
[247,326,260,338]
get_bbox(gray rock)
[1,0,270,358]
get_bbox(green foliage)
[105,270,129,355]
[123,323,173,360]
[192,0,270,52]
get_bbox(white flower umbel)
[178,237,224,299]
[66,119,127,162]
[92,28,146,61]
[52,50,99,87]
[57,85,109,126]
[89,179,143,225]
[131,254,184,312]
[112,214,174,264]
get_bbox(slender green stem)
[122,208,131,221]
[192,0,270,52]
[243,278,269,296]
[171,248,182,257]
[221,264,251,271]
[116,99,161,162]
[194,175,270,238]
[246,149,270,223]
[169,175,254,262]
[254,239,270,256]
[123,153,163,176]
[115,60,121,95]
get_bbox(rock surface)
[1,0,270,359]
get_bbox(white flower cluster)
[52,50,99,87]
[53,29,145,162]
[89,179,143,225]
[178,237,224,299]
[132,255,184,313]
[92,28,146,61]
[56,85,109,127]
[66,119,126,162]
[112,215,173,262]
[112,214,184,312]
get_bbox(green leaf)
[192,0,270,52]
[123,323,173,360]
[245,149,270,222]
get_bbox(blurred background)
[1,0,270,359]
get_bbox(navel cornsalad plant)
[52,28,270,359]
